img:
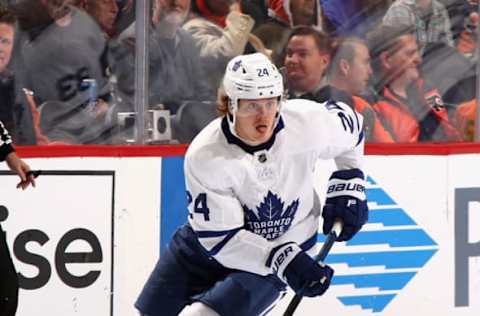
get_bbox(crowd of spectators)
[0,0,478,145]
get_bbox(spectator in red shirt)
[368,24,460,142]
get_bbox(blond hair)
[216,86,229,117]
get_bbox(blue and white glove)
[322,169,368,241]
[267,243,334,297]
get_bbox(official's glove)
[322,169,368,241]
[267,243,334,297]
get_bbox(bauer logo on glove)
[322,168,369,241]
[326,182,365,194]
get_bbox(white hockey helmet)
[223,53,284,117]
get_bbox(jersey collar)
[221,116,285,154]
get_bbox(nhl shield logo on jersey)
[243,191,299,240]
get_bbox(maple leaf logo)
[243,191,299,240]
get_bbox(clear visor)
[236,98,279,117]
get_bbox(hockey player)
[135,53,368,316]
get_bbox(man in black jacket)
[0,4,36,145]
[0,120,36,316]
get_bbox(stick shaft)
[282,220,342,316]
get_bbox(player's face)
[235,97,279,145]
[285,35,329,93]
[0,23,14,73]
[348,43,372,95]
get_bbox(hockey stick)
[283,220,343,316]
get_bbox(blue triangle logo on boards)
[317,176,438,313]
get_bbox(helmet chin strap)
[227,98,238,138]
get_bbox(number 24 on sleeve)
[187,191,210,221]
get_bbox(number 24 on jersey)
[187,191,210,221]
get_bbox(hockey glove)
[322,169,368,241]
[267,243,334,297]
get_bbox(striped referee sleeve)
[0,120,14,162]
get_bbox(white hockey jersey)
[184,98,364,277]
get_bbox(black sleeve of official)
[0,120,14,162]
